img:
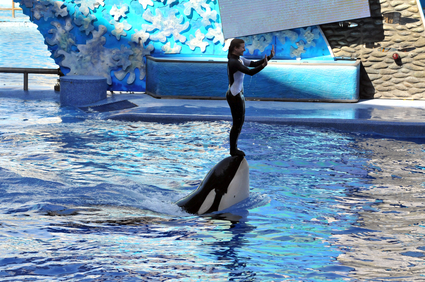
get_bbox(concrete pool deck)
[1,85,425,138]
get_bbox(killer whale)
[176,156,249,215]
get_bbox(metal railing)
[0,0,22,18]
[0,67,63,90]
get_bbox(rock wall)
[321,0,425,99]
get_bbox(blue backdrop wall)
[16,0,332,91]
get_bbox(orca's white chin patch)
[176,156,250,215]
[197,189,216,215]
[218,158,249,211]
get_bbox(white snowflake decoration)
[199,5,217,26]
[51,1,68,17]
[110,19,132,40]
[186,29,209,52]
[206,24,224,45]
[274,30,298,45]
[114,43,154,84]
[162,42,182,54]
[74,10,96,35]
[58,25,119,84]
[31,1,54,21]
[110,4,128,21]
[183,0,216,26]
[143,8,188,43]
[244,34,273,54]
[290,41,306,59]
[300,27,320,48]
[138,0,153,9]
[131,28,150,45]
[183,0,209,17]
[74,0,105,16]
[112,44,134,70]
[46,18,75,57]
[222,38,233,51]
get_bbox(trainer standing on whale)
[226,39,275,157]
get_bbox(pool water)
[0,16,58,88]
[2,15,425,281]
[1,97,425,281]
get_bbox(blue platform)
[146,56,360,102]
[60,75,107,106]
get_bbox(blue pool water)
[1,97,425,281]
[0,14,57,87]
[2,17,425,281]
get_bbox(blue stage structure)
[15,0,360,101]
[147,56,360,101]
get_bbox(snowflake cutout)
[112,44,134,70]
[74,10,97,35]
[110,4,128,21]
[183,0,209,17]
[162,42,181,54]
[183,0,217,26]
[58,25,119,84]
[143,8,188,43]
[290,41,306,59]
[131,28,150,45]
[114,42,154,84]
[74,0,105,16]
[200,5,217,26]
[206,24,224,45]
[46,18,76,57]
[300,27,320,48]
[51,1,68,17]
[186,29,209,52]
[274,30,299,45]
[31,1,54,21]
[244,34,273,54]
[21,0,34,8]
[138,0,153,9]
[110,19,132,40]
[222,38,233,51]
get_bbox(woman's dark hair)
[228,38,245,59]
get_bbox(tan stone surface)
[321,0,425,99]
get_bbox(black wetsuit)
[226,54,267,156]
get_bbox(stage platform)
[146,55,360,102]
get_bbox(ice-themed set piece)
[46,18,76,57]
[73,10,97,35]
[142,8,189,43]
[17,0,331,91]
[110,4,128,21]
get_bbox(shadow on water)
[207,211,258,281]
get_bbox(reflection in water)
[334,137,425,280]
[2,97,425,279]
[207,211,257,281]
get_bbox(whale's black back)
[176,156,244,214]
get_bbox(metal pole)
[24,72,28,91]
[11,0,15,18]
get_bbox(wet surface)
[2,16,425,281]
[0,96,424,280]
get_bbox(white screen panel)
[219,0,371,38]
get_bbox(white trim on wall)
[317,26,335,58]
